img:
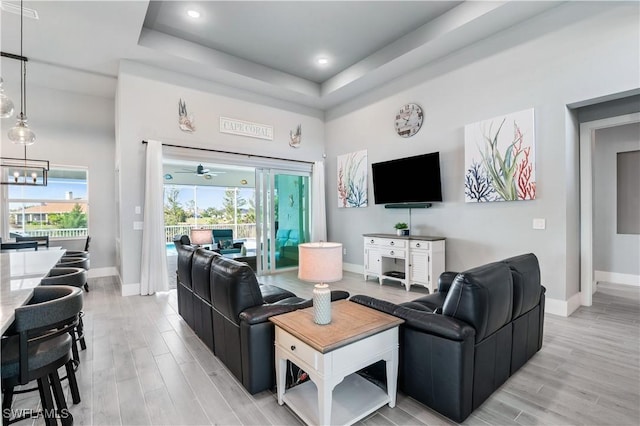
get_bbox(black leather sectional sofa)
[174,238,348,394]
[351,253,545,423]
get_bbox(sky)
[8,178,87,202]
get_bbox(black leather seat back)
[442,262,513,343]
[210,255,263,382]
[502,253,544,374]
[176,244,196,289]
[191,249,217,304]
[502,253,541,319]
[211,256,263,324]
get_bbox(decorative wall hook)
[178,98,195,132]
[289,124,301,148]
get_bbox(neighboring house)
[10,202,87,226]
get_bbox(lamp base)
[313,283,331,325]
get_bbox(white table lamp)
[298,242,343,325]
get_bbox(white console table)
[363,234,445,293]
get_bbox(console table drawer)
[381,249,405,259]
[410,241,431,250]
[365,238,379,247]
[381,239,406,248]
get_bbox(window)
[5,167,89,239]
[163,183,256,242]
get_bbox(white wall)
[115,62,326,293]
[0,85,116,272]
[323,2,640,309]
[594,123,640,279]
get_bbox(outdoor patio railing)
[165,224,256,243]
[9,224,257,243]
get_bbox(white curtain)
[311,161,327,242]
[140,140,169,295]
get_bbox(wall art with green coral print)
[464,108,536,203]
[337,149,368,208]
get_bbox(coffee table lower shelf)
[283,373,389,426]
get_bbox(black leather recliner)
[175,238,349,394]
[351,253,545,423]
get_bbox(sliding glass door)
[256,168,310,274]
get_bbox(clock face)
[395,103,423,138]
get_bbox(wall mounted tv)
[371,152,443,205]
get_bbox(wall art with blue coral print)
[464,108,536,203]
[337,149,368,208]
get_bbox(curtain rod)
[141,140,314,164]
[1,51,28,62]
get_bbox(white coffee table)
[270,300,404,426]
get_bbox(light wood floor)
[8,272,640,425]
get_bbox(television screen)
[371,152,443,204]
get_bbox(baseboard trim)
[87,266,118,279]
[343,262,363,275]
[595,270,640,287]
[121,283,140,297]
[545,292,581,317]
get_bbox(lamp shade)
[298,242,343,283]
[190,228,212,246]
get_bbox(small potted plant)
[394,222,409,236]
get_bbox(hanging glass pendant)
[0,77,14,118]
[8,112,36,145]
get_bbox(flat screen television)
[371,152,443,204]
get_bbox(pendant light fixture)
[7,0,36,145]
[0,0,47,186]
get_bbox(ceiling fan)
[172,164,226,179]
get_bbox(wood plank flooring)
[7,273,640,425]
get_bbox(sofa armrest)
[350,294,399,316]
[330,290,350,302]
[392,306,475,341]
[240,299,309,325]
[438,271,459,293]
[241,290,350,325]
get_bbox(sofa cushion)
[442,262,513,343]
[502,253,541,319]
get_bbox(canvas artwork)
[337,149,368,208]
[464,108,536,203]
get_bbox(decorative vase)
[396,229,403,236]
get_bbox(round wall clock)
[395,103,423,138]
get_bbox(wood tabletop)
[270,300,404,353]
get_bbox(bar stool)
[40,267,89,367]
[1,286,83,426]
[56,257,90,292]
[62,250,90,259]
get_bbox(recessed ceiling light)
[317,57,329,66]
[187,10,201,19]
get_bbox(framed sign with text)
[219,117,274,140]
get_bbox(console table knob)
[390,241,395,246]
[291,345,296,351]
[416,243,421,248]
